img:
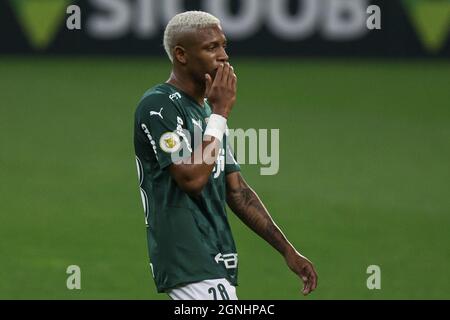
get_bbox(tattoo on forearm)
[227,175,289,254]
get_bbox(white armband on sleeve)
[204,114,227,142]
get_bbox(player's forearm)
[169,138,221,195]
[226,180,295,257]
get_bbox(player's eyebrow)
[203,39,227,47]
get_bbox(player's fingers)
[214,63,224,84]
[228,65,236,88]
[229,65,237,93]
[311,270,318,291]
[221,62,230,86]
[302,276,311,295]
[231,73,237,92]
[205,74,212,95]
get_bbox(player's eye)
[205,42,227,52]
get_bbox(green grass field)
[0,57,449,299]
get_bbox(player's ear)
[173,45,187,65]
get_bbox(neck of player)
[166,69,206,107]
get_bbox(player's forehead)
[197,25,226,44]
[182,25,226,47]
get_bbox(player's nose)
[218,48,229,63]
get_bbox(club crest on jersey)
[159,132,181,153]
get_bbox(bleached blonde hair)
[163,11,221,63]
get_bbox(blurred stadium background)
[0,0,449,299]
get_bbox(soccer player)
[133,11,317,300]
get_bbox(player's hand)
[205,62,237,118]
[284,250,318,296]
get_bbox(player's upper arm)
[136,94,190,170]
[136,93,208,195]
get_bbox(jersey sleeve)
[136,94,191,170]
[224,137,241,175]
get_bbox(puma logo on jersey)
[150,108,163,119]
[192,118,202,131]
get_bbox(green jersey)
[133,83,240,293]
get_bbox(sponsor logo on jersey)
[159,132,181,153]
[214,253,238,269]
[141,123,158,159]
[150,107,163,119]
